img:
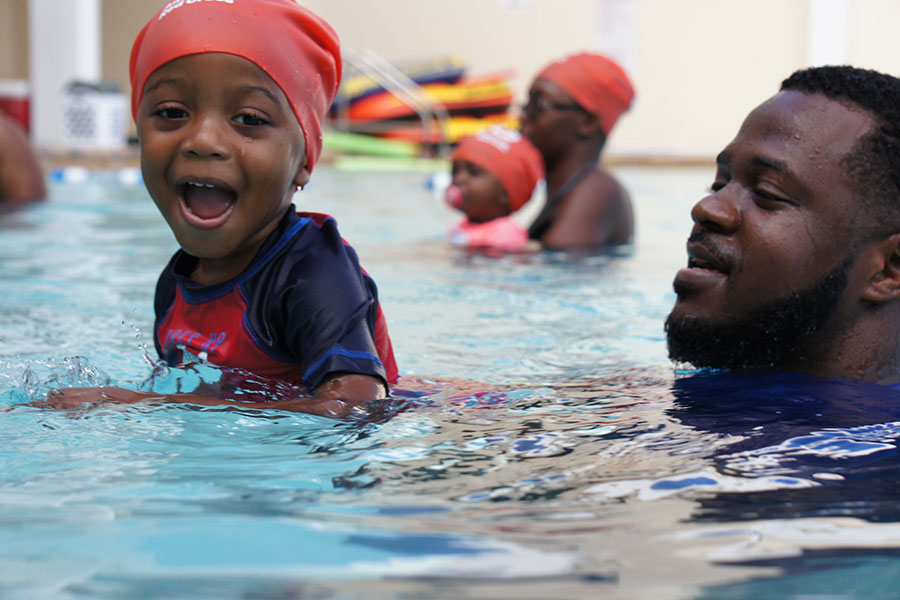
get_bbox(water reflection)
[669,372,900,523]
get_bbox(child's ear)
[293,158,311,190]
[498,189,511,212]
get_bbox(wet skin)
[450,159,509,223]
[669,91,880,367]
[0,114,46,203]
[137,52,310,287]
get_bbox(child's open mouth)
[177,179,237,228]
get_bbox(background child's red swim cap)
[537,52,634,136]
[452,125,544,212]
[129,0,341,173]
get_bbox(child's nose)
[181,115,230,159]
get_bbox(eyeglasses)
[520,96,583,116]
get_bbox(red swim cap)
[129,0,341,173]
[452,125,544,212]
[537,52,634,135]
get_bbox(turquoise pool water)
[4,166,900,599]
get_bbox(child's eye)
[234,112,269,126]
[155,107,188,119]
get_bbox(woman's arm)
[0,114,46,203]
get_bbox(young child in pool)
[445,125,543,253]
[48,0,397,418]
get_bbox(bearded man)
[666,65,900,383]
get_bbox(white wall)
[28,0,101,148]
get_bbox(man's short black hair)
[781,65,900,234]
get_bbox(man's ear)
[293,158,311,190]
[861,232,900,303]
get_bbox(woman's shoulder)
[568,168,630,210]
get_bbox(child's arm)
[36,372,386,418]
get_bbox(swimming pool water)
[4,166,900,599]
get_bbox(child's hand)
[41,387,154,410]
[259,397,365,419]
[312,373,386,416]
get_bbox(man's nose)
[690,186,741,234]
[181,115,230,159]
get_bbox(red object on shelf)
[0,79,30,135]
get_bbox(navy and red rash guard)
[154,208,398,392]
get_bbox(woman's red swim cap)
[537,52,634,136]
[130,0,341,173]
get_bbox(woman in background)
[520,52,634,250]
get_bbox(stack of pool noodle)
[325,54,517,170]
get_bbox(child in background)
[446,125,543,253]
[47,0,397,418]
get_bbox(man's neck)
[780,312,900,384]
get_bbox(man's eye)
[235,113,268,126]
[708,181,726,193]
[754,188,791,205]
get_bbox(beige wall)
[303,0,596,112]
[2,0,899,158]
[619,0,809,157]
[238,0,812,158]
[0,0,29,80]
[100,0,161,101]
[850,0,900,76]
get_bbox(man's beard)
[664,255,853,372]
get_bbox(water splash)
[1,356,112,406]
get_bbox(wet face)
[519,78,588,161]
[137,53,308,283]
[666,91,877,370]
[450,159,509,223]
